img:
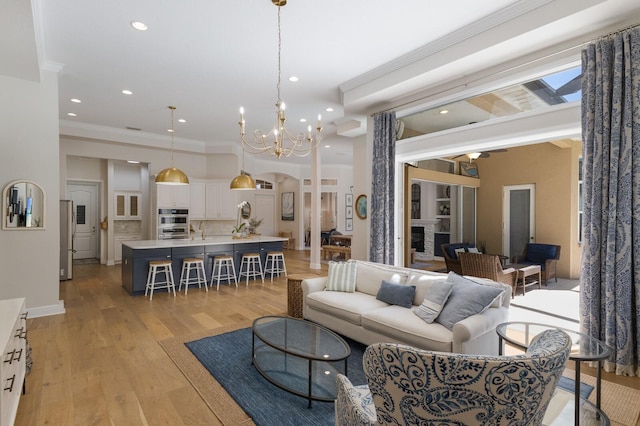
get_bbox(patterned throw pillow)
[326,260,357,292]
[413,279,454,323]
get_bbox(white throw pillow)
[467,246,480,253]
[326,260,357,292]
[454,248,466,258]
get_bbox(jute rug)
[160,323,640,426]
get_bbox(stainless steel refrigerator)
[60,200,74,280]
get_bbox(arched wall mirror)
[241,202,251,219]
[2,180,46,230]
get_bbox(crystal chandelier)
[238,0,321,159]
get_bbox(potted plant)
[249,217,263,234]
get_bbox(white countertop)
[123,235,287,250]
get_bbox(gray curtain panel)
[370,112,395,264]
[581,26,640,376]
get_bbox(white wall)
[0,71,64,316]
[351,134,369,260]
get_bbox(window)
[255,179,273,190]
[397,65,582,139]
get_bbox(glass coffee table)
[252,316,351,408]
[543,388,610,425]
[497,322,611,425]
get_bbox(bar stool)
[179,257,207,295]
[145,259,176,300]
[238,252,264,286]
[264,251,287,282]
[210,255,238,290]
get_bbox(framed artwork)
[355,194,367,219]
[460,162,479,178]
[346,206,353,219]
[345,193,353,207]
[281,192,294,221]
[346,218,353,231]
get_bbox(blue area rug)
[185,327,367,426]
[185,326,593,425]
[558,375,593,399]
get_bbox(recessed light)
[288,76,299,82]
[67,112,77,117]
[130,21,148,31]
[299,118,307,123]
[324,145,331,148]
[439,109,449,114]
[122,89,133,95]
[71,98,81,103]
[167,129,174,133]
[325,107,334,112]
[178,119,186,123]
[127,160,140,164]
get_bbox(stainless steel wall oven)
[157,208,189,239]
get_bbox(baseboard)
[27,300,65,318]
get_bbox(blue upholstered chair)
[335,329,571,426]
[513,243,561,285]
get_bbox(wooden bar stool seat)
[145,259,176,300]
[179,257,207,295]
[211,255,238,290]
[264,251,287,282]
[238,253,264,286]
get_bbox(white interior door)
[68,183,99,259]
[254,194,275,236]
[503,184,535,261]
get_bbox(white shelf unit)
[0,298,26,426]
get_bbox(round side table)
[286,274,317,318]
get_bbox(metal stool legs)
[211,255,238,290]
[145,260,176,300]
[239,253,264,286]
[179,258,207,295]
[264,251,287,282]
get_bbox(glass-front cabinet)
[114,191,141,220]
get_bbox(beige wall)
[475,141,582,279]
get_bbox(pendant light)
[155,106,189,185]
[230,147,257,190]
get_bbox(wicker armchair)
[459,252,517,296]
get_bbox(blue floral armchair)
[335,329,571,426]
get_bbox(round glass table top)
[252,316,350,361]
[496,322,611,361]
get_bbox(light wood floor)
[15,250,640,425]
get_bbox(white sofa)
[302,260,511,355]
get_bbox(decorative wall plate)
[356,194,367,219]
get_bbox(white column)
[309,143,321,269]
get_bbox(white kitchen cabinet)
[156,185,190,208]
[0,298,26,426]
[205,180,236,220]
[115,234,142,262]
[189,181,206,220]
[114,191,141,219]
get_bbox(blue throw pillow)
[436,273,504,330]
[376,280,416,308]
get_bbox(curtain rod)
[371,21,640,117]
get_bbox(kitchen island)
[122,236,286,295]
